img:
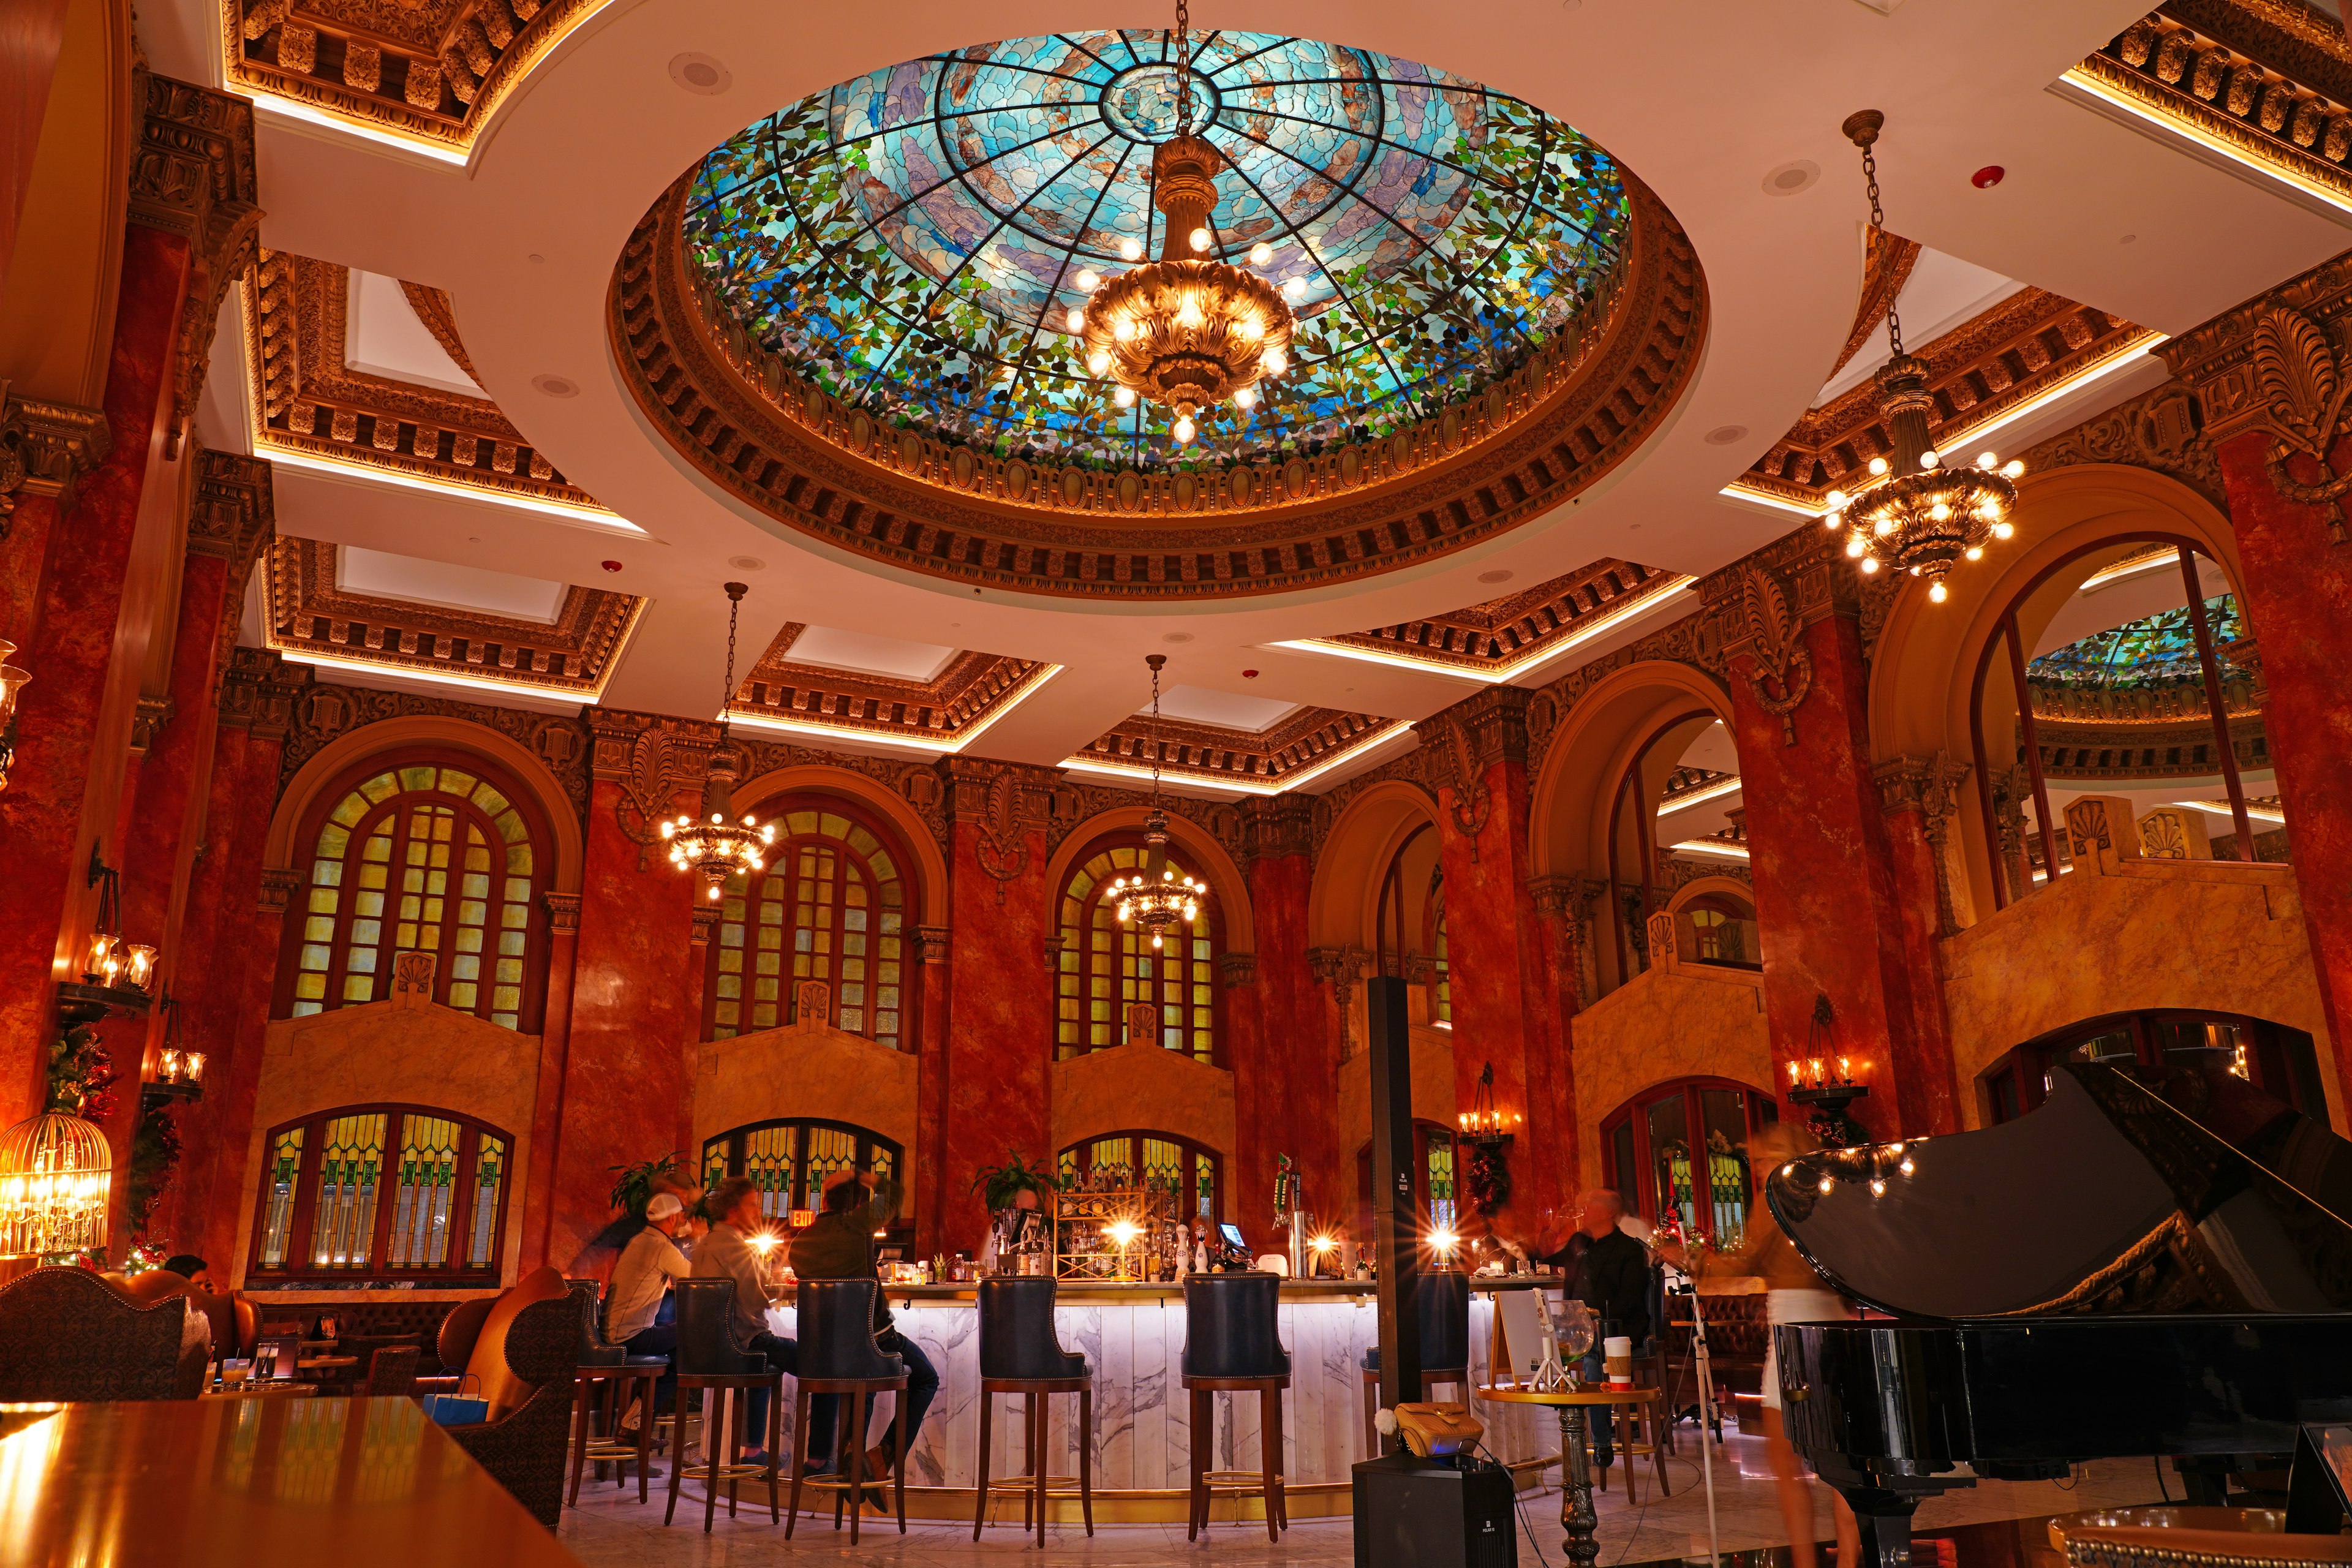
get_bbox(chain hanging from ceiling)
[1110,654,1207,951]
[660,582,775,900]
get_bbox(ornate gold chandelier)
[1111,654,1205,949]
[1074,0,1295,445]
[1822,111,2024,605]
[660,582,775,900]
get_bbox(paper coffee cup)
[1604,1335,1633,1389]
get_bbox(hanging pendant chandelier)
[660,582,775,900]
[1074,0,1295,445]
[1110,654,1206,949]
[1822,111,2024,604]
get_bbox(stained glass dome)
[2029,595,2246,690]
[684,32,1629,470]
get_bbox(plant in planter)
[970,1150,1055,1211]
[608,1152,682,1219]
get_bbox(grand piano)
[1768,1060,2352,1568]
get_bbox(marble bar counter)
[759,1275,1569,1521]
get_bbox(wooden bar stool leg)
[785,1385,812,1539]
[725,1385,743,1521]
[1022,1392,1036,1536]
[663,1384,690,1526]
[973,1388,993,1540]
[639,1371,657,1505]
[1260,1385,1285,1540]
[568,1377,592,1507]
[1079,1383,1095,1537]
[700,1386,726,1534]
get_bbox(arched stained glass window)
[284,761,543,1030]
[701,1118,904,1226]
[1055,839,1218,1063]
[1431,870,1452,1026]
[1058,1129,1221,1223]
[704,803,910,1046]
[249,1103,511,1284]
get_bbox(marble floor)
[556,1431,2169,1568]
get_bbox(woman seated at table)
[788,1166,938,1487]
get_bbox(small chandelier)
[1111,654,1206,949]
[660,581,775,900]
[0,1110,111,1259]
[1821,111,2025,605]
[1074,0,1295,445]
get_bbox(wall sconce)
[0,641,28,796]
[1787,994,1871,1128]
[140,995,205,1107]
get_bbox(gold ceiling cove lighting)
[1110,654,1207,950]
[1074,0,1295,444]
[660,582,776,900]
[1823,110,2022,605]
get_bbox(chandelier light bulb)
[1845,536,1867,558]
[1824,489,1850,511]
[1992,521,2015,540]
[1824,511,1845,531]
[1189,226,1212,252]
[1076,269,1100,292]
[1066,307,1085,331]
[1173,415,1196,443]
[1261,347,1287,375]
[1283,276,1306,298]
[1249,241,1273,265]
[1115,387,1136,407]
[1088,350,1112,375]
[1114,317,1137,342]
[2002,459,2026,480]
[1120,237,1144,261]
[1965,546,1984,560]
[1920,450,1940,469]
[1977,451,1999,469]
[1874,516,1896,536]
[1868,456,1890,476]
[1928,502,1951,521]
[1860,556,1881,574]
[1152,933,1164,949]
[1928,581,1948,602]
[1234,387,1257,408]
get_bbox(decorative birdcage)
[0,1110,112,1259]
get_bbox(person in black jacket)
[1537,1189,1653,1475]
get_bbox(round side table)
[1477,1384,1662,1568]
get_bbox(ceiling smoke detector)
[1762,160,1820,197]
[669,53,731,95]
[1477,569,1515,585]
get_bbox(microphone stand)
[1667,1267,1723,1568]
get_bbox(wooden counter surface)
[0,1396,581,1566]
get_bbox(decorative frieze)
[734,624,1052,750]
[1307,559,1684,678]
[0,392,111,524]
[1071,704,1394,790]
[131,77,263,459]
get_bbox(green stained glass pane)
[437,769,477,797]
[258,1126,306,1269]
[399,766,436,793]
[469,782,511,815]
[328,794,369,828]
[507,843,533,875]
[310,1113,386,1269]
[358,772,399,804]
[468,1135,506,1268]
[387,1114,461,1268]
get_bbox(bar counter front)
[761,1276,1566,1523]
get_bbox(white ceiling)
[1815,244,2026,405]
[149,0,2352,795]
[1150,684,1302,733]
[336,544,569,623]
[344,269,482,396]
[784,625,959,683]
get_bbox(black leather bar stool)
[1180,1272,1291,1542]
[1359,1268,1471,1457]
[783,1279,908,1545]
[662,1279,781,1532]
[565,1280,668,1506]
[972,1276,1095,1546]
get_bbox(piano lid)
[1764,1063,2352,1321]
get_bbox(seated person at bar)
[1541,1188,1652,1479]
[609,1191,693,1425]
[692,1176,799,1466]
[788,1164,939,1482]
[164,1254,217,1291]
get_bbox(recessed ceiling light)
[1161,632,1194,644]
[1705,424,1749,446]
[1763,160,1819,197]
[532,375,578,398]
[669,53,731,94]
[1477,569,1515,585]
[727,556,766,570]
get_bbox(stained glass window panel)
[706,806,908,1048]
[309,1112,386,1270]
[467,1136,505,1268]
[1058,842,1216,1062]
[258,1126,305,1269]
[387,1114,461,1268]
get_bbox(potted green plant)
[608,1152,682,1219]
[969,1150,1054,1211]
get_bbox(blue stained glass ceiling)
[683,31,1630,470]
[2029,595,2245,690]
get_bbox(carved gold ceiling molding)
[1291,558,1689,680]
[612,172,1707,601]
[723,624,1059,753]
[1065,706,1407,794]
[263,535,644,698]
[222,0,609,157]
[242,247,616,517]
[1828,230,1923,382]
[2060,4,2352,213]
[1730,287,2163,511]
[399,281,481,384]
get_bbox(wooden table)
[1477,1385,1662,1568]
[202,1381,317,1400]
[0,1396,584,1566]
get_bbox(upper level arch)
[731,763,949,929]
[1308,780,1441,954]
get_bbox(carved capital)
[1453,685,1532,771]
[688,906,723,947]
[1712,559,1817,744]
[0,390,113,523]
[1527,872,1603,923]
[217,646,295,738]
[541,891,582,936]
[129,698,175,753]
[1237,796,1314,864]
[1399,952,1434,987]
[1871,752,1969,826]
[1217,950,1257,989]
[913,924,952,965]
[1307,944,1370,987]
[132,77,264,459]
[256,866,304,914]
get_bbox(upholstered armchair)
[119,1270,257,1362]
[0,1268,211,1400]
[413,1266,578,1529]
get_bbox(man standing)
[789,1165,939,1484]
[693,1177,798,1466]
[609,1193,693,1427]
[1543,1189,1653,1478]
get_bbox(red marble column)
[938,758,1054,1254]
[1721,559,1945,1140]
[0,222,191,1125]
[2211,428,2352,1110]
[517,893,581,1274]
[1234,798,1324,1245]
[1424,690,1572,1220]
[1529,875,1597,1178]
[197,864,300,1273]
[545,723,702,1268]
[1871,757,1968,1137]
